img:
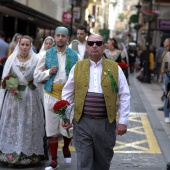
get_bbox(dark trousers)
[129,62,135,73]
[73,116,116,170]
[0,65,3,80]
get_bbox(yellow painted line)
[128,126,145,135]
[58,115,161,154]
[115,115,161,154]
[115,140,149,151]
[141,115,161,153]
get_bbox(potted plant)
[142,10,159,22]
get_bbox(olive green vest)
[74,57,118,123]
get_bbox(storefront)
[0,0,70,50]
[157,19,170,42]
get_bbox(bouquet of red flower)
[1,74,22,100]
[53,100,70,137]
[118,61,129,69]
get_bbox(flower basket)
[142,10,159,22]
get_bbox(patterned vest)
[74,57,118,123]
[44,46,78,92]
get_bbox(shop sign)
[62,12,72,23]
[157,19,170,29]
[74,7,80,19]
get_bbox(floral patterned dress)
[0,56,45,166]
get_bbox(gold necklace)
[20,54,29,59]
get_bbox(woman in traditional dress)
[0,35,45,167]
[104,38,121,62]
[38,36,54,54]
[118,42,130,84]
[36,36,55,103]
[7,33,22,57]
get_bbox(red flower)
[53,100,70,111]
[53,100,70,137]
[118,62,129,68]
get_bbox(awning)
[0,0,70,29]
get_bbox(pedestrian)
[36,36,55,104]
[104,38,122,62]
[8,33,22,57]
[118,42,129,84]
[62,34,130,170]
[34,26,79,169]
[0,35,45,167]
[160,38,170,123]
[0,30,9,80]
[69,25,88,60]
[154,42,165,82]
[127,44,137,73]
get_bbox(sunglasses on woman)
[87,41,104,46]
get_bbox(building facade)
[0,0,88,50]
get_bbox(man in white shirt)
[69,26,88,60]
[34,26,78,169]
[62,34,130,170]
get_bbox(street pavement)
[0,73,170,170]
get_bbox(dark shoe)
[63,146,71,163]
[158,106,164,111]
[161,92,166,101]
[167,162,170,170]
[45,160,59,170]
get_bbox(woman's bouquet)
[1,74,22,100]
[118,61,129,69]
[53,100,71,137]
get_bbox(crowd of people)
[1,23,170,169]
[0,25,132,170]
[1,21,170,170]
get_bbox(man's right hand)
[62,120,73,130]
[49,66,58,75]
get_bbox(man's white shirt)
[69,41,86,60]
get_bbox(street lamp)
[135,1,142,45]
[88,14,92,29]
[70,0,76,39]
[141,0,153,83]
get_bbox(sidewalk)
[131,73,170,140]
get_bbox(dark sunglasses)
[87,41,104,46]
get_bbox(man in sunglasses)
[62,34,130,170]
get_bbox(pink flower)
[7,154,14,161]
